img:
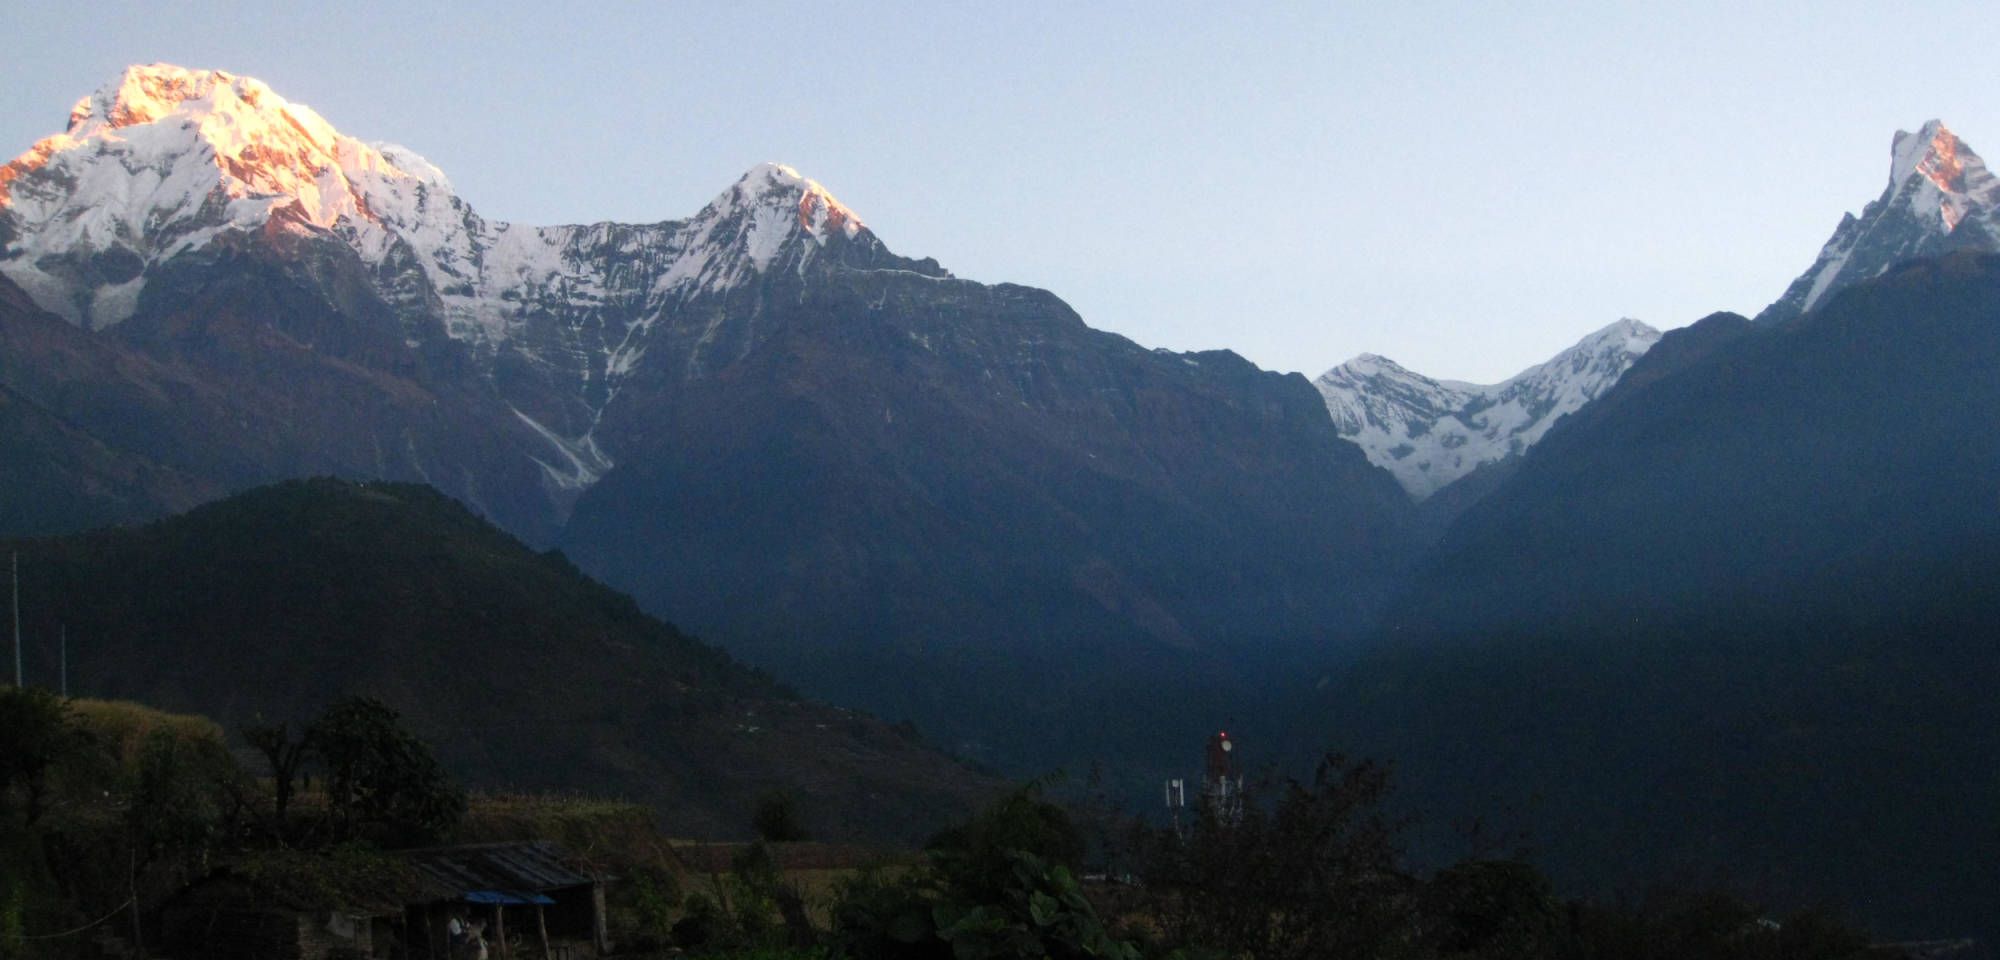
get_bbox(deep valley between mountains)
[4,64,2000,946]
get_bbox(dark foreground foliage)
[1094,754,1896,960]
[0,689,460,959]
[0,684,1908,960]
[665,758,1900,960]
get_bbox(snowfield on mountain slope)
[0,65,868,349]
[0,65,915,503]
[1314,319,1661,500]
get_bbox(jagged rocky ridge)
[0,65,930,518]
[1313,120,2000,500]
[1313,319,1661,499]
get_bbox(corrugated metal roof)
[397,841,596,903]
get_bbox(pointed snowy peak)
[1316,319,1661,499]
[657,162,885,295]
[721,162,866,244]
[1887,120,2000,227]
[1758,120,2000,325]
[1329,352,1418,379]
[1317,353,1472,435]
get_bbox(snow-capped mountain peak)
[1316,318,1662,499]
[1759,120,2000,324]
[654,161,872,295]
[1889,120,1998,231]
[730,162,864,244]
[0,65,886,337]
[71,63,328,141]
[1,64,925,501]
[0,64,442,327]
[1336,353,1411,378]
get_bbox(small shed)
[159,842,608,960]
[398,841,609,960]
[157,870,405,960]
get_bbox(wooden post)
[128,849,146,959]
[493,903,508,960]
[590,883,608,957]
[535,905,550,960]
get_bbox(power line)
[19,896,135,940]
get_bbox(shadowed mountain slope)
[1304,252,2000,942]
[5,478,1002,845]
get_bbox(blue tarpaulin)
[463,891,555,905]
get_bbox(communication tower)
[1203,731,1244,825]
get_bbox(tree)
[752,789,811,843]
[128,727,246,863]
[0,689,90,827]
[242,718,310,835]
[120,725,254,925]
[306,696,464,844]
[1131,752,1416,960]
[1421,858,1561,959]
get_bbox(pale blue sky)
[6,1,1999,382]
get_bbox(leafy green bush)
[926,781,1083,903]
[824,784,1136,960]
[627,867,681,946]
[930,853,1138,960]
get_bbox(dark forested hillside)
[3,478,1001,844]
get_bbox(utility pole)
[11,552,19,689]
[60,625,68,698]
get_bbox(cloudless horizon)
[5,1,1999,383]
